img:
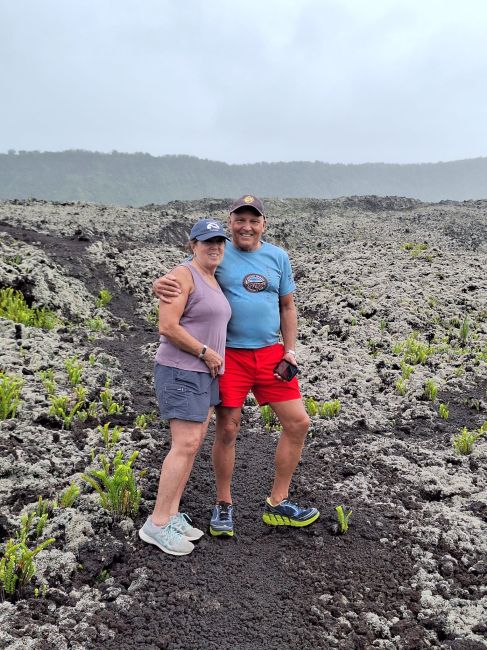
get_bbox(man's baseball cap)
[189,219,230,241]
[229,195,265,216]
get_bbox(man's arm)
[153,271,182,303]
[279,292,298,366]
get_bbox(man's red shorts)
[219,343,302,408]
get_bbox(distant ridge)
[0,150,486,206]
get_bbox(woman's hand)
[202,348,224,378]
[153,274,182,304]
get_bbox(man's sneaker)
[209,501,234,537]
[262,498,320,527]
[170,512,204,541]
[139,517,194,556]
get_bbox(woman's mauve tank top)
[154,262,231,374]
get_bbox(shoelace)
[170,512,191,532]
[218,504,230,520]
[157,521,184,543]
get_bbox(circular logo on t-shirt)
[243,273,268,293]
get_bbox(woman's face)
[192,237,226,270]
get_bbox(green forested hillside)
[0,150,486,205]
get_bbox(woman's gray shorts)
[154,363,220,423]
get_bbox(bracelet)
[198,345,208,359]
[286,349,296,357]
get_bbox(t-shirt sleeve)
[279,251,296,296]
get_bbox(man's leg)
[267,398,310,504]
[212,406,242,504]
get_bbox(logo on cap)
[243,196,255,204]
[206,222,220,230]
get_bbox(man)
[153,195,319,536]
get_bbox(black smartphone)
[273,359,300,382]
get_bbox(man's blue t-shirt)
[215,241,296,349]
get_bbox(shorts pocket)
[174,370,207,394]
[162,384,189,410]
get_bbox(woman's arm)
[159,267,223,377]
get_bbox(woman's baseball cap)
[189,219,230,241]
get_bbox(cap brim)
[229,202,264,216]
[195,232,230,241]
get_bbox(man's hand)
[273,351,298,382]
[202,348,224,378]
[153,274,182,304]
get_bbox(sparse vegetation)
[260,405,281,431]
[0,287,58,329]
[65,356,84,386]
[0,372,24,419]
[96,289,113,309]
[82,451,143,519]
[453,426,485,456]
[423,379,438,402]
[335,505,352,534]
[98,422,123,450]
[438,403,449,420]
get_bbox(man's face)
[228,208,266,251]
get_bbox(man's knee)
[281,413,310,440]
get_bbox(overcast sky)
[1,0,486,164]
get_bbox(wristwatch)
[198,345,208,359]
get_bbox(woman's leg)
[151,410,212,526]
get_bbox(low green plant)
[393,332,431,365]
[100,380,123,415]
[260,405,281,431]
[85,316,109,333]
[98,423,123,450]
[134,411,158,430]
[400,361,414,379]
[6,254,22,266]
[0,287,57,330]
[319,399,341,418]
[438,403,449,420]
[96,289,113,309]
[146,303,159,326]
[395,378,408,396]
[459,316,471,346]
[401,242,429,257]
[304,397,319,417]
[379,319,387,334]
[65,356,84,386]
[59,483,80,508]
[96,569,110,583]
[453,426,485,456]
[81,450,142,519]
[335,505,352,534]
[0,372,24,419]
[38,369,56,396]
[48,394,85,429]
[88,354,96,366]
[423,379,438,402]
[0,536,55,601]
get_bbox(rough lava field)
[0,196,486,650]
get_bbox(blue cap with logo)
[189,219,230,242]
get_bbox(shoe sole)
[209,526,234,537]
[262,511,320,527]
[139,529,194,556]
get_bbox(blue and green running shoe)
[262,498,320,527]
[210,501,234,537]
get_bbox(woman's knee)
[216,417,240,447]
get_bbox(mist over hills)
[1,150,486,206]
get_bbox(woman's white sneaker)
[139,517,194,556]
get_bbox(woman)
[139,219,231,556]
